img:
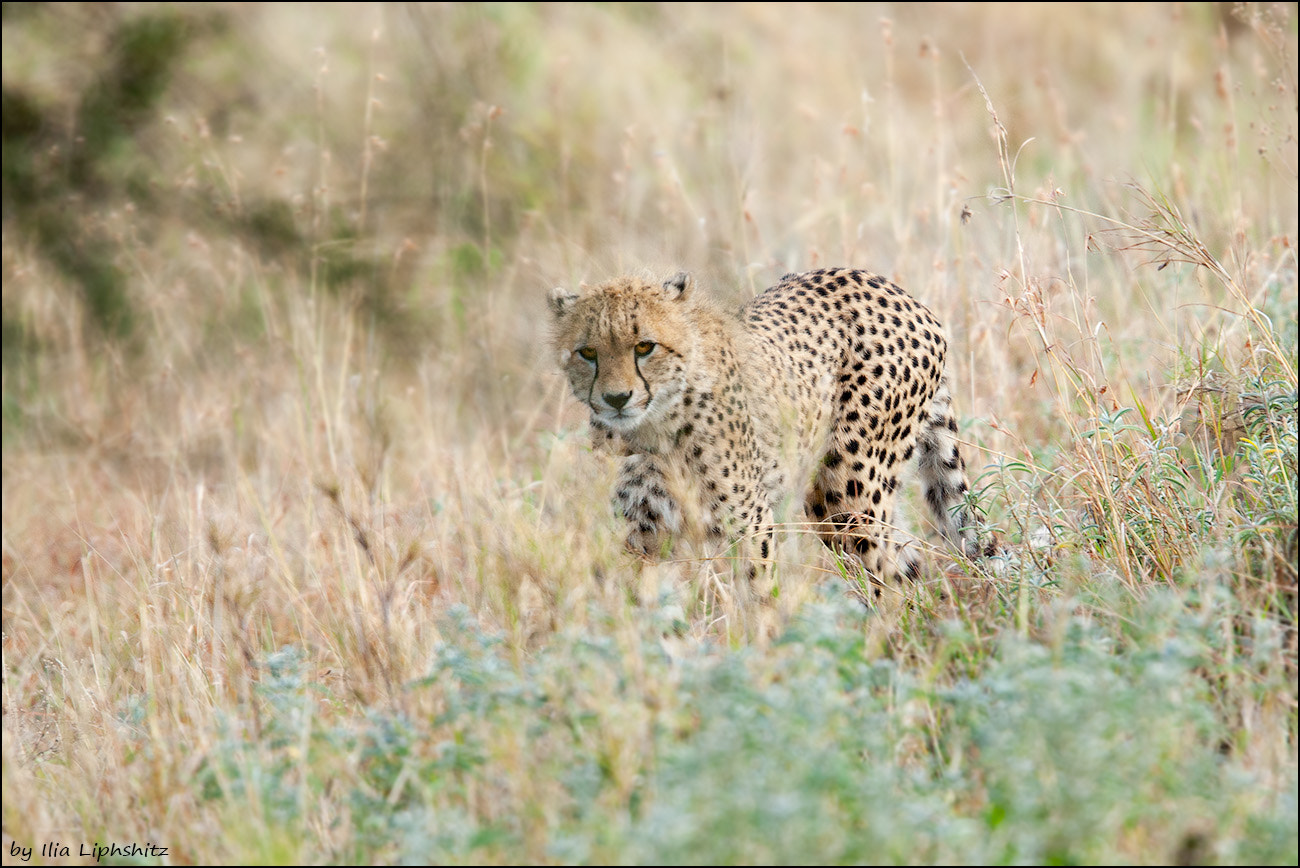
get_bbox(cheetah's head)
[549,272,701,437]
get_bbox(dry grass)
[2,3,1296,864]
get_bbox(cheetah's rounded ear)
[548,285,579,318]
[662,272,693,301]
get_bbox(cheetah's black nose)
[603,391,633,410]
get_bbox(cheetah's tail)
[914,377,979,557]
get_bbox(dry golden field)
[2,3,1296,864]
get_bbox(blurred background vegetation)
[2,3,1296,864]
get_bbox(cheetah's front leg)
[614,454,684,559]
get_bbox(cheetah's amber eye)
[577,347,598,362]
[634,341,656,357]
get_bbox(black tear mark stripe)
[636,353,654,403]
[585,354,599,408]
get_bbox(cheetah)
[548,268,977,586]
